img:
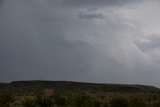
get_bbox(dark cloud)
[79,10,104,20]
[63,0,141,7]
[0,0,4,4]
[0,0,4,9]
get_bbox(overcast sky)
[1,0,160,86]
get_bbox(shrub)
[0,92,15,107]
[102,101,110,107]
[37,96,54,107]
[110,97,129,107]
[22,97,35,107]
[94,99,103,107]
[74,92,95,107]
[129,96,147,107]
[54,94,68,106]
[152,101,160,107]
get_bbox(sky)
[1,0,160,86]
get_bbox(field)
[1,80,160,107]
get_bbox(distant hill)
[0,80,160,94]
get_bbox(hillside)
[0,80,160,94]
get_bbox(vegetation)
[0,92,15,107]
[6,92,160,107]
[1,81,160,107]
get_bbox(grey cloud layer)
[63,0,141,7]
[0,0,160,86]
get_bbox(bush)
[0,92,15,107]
[129,96,147,107]
[94,99,103,107]
[54,94,68,106]
[152,101,160,107]
[37,96,54,107]
[74,92,95,107]
[110,97,129,107]
[102,101,110,107]
[22,97,35,107]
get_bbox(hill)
[0,80,160,94]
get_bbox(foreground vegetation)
[1,81,160,107]
[1,92,160,107]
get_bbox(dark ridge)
[0,80,160,94]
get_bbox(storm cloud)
[1,0,160,87]
[63,0,143,7]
